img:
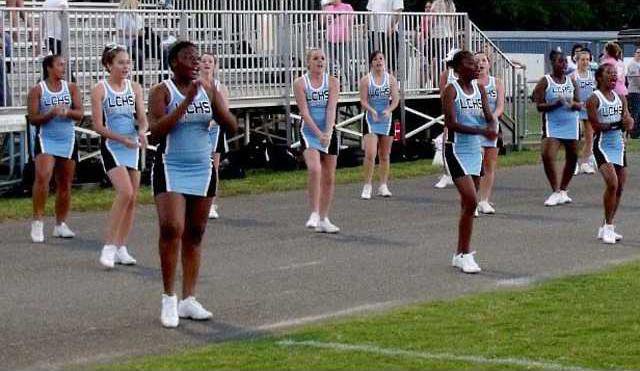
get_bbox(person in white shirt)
[366,0,404,73]
[627,48,640,137]
[42,0,69,55]
[115,0,145,84]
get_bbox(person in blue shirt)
[359,51,399,200]
[91,44,148,269]
[442,50,497,274]
[572,49,596,175]
[148,41,237,328]
[294,48,341,234]
[533,50,582,207]
[27,54,83,243]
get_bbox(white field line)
[257,301,401,331]
[277,340,603,371]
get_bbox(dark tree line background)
[342,0,639,31]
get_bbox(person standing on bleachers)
[42,0,68,55]
[626,48,640,138]
[115,0,145,85]
[322,0,355,91]
[366,0,403,73]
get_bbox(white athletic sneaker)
[53,222,75,238]
[377,184,392,197]
[305,212,320,229]
[580,162,595,175]
[99,245,117,269]
[178,296,213,320]
[161,294,179,328]
[477,200,496,214]
[544,192,562,206]
[434,174,453,189]
[115,246,137,265]
[459,252,482,274]
[451,253,462,268]
[208,204,219,219]
[30,220,44,243]
[361,184,372,200]
[559,190,572,204]
[597,226,622,241]
[315,218,340,234]
[601,224,616,245]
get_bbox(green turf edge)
[98,260,640,370]
[0,148,543,222]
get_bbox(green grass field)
[102,260,640,370]
[0,149,541,221]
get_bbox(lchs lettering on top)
[308,90,330,102]
[186,101,212,115]
[369,86,391,97]
[460,97,482,110]
[43,95,71,107]
[599,105,623,117]
[106,95,135,108]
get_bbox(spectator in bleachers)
[429,0,456,67]
[627,47,640,137]
[600,42,627,98]
[322,0,356,91]
[417,0,434,87]
[366,0,403,73]
[42,0,68,55]
[0,25,12,106]
[115,0,145,84]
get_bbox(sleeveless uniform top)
[38,80,75,145]
[102,80,137,142]
[593,90,625,166]
[302,73,330,132]
[368,72,391,113]
[449,80,485,153]
[447,69,458,84]
[572,70,595,120]
[543,74,579,140]
[160,79,213,162]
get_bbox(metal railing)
[0,8,526,141]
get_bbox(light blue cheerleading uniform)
[365,72,393,136]
[100,80,140,171]
[542,74,579,140]
[300,73,338,155]
[208,79,228,154]
[480,76,499,148]
[572,70,595,121]
[444,80,486,178]
[592,90,625,167]
[447,69,458,84]
[33,80,77,160]
[152,79,215,197]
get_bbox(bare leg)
[479,147,498,202]
[319,154,337,219]
[541,138,561,192]
[362,134,378,185]
[453,175,478,255]
[303,149,322,214]
[155,193,186,296]
[580,120,594,164]
[104,167,134,245]
[32,154,55,220]
[116,169,140,246]
[612,166,627,221]
[181,196,212,298]
[53,158,75,225]
[377,135,393,185]
[559,140,578,191]
[599,163,618,224]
